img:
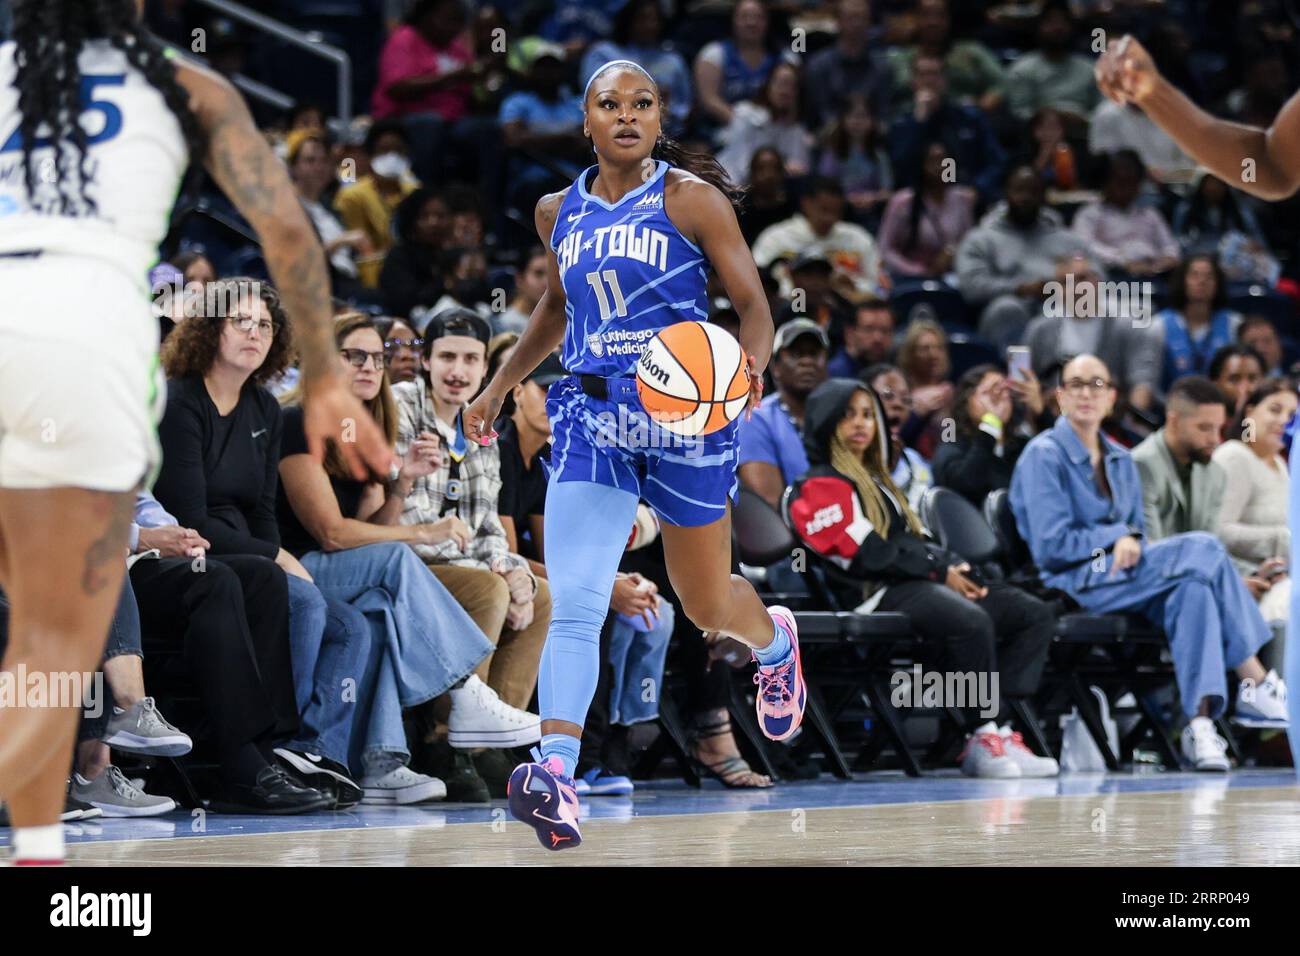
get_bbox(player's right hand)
[463,386,503,445]
[1095,35,1159,106]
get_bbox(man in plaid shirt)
[392,309,550,713]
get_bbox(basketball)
[635,320,750,436]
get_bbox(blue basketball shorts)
[545,375,740,527]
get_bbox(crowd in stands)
[8,0,1300,821]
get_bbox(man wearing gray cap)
[738,318,830,509]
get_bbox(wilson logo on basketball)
[638,350,671,386]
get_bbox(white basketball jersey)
[0,39,188,287]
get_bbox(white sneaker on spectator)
[360,765,447,805]
[959,721,1021,778]
[70,766,176,817]
[1181,716,1230,772]
[998,725,1059,777]
[103,697,192,757]
[448,675,541,748]
[1234,670,1288,728]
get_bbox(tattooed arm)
[174,62,394,479]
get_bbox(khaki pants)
[426,563,550,711]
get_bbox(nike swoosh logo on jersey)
[252,428,268,438]
[567,212,591,222]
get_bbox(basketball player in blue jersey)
[464,59,803,850]
[0,0,391,864]
[1096,34,1300,775]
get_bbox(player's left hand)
[744,353,764,420]
[303,372,396,480]
[1095,35,1159,107]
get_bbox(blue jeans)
[300,543,494,773]
[286,573,371,767]
[607,600,675,726]
[105,577,143,662]
[1073,532,1272,718]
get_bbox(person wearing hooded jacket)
[787,377,1058,778]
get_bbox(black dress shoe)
[272,748,363,810]
[412,738,490,803]
[208,764,336,815]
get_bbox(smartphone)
[1007,346,1031,381]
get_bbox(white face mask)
[371,151,410,179]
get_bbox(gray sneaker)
[103,697,192,757]
[70,766,176,818]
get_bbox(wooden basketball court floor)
[10,769,1299,866]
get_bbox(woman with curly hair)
[153,279,371,810]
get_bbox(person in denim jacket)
[1009,354,1285,769]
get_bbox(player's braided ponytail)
[651,133,748,211]
[10,0,204,214]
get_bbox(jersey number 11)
[586,269,628,322]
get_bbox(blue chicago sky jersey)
[550,159,710,377]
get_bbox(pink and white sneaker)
[506,757,582,851]
[753,606,806,741]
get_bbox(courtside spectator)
[1018,107,1079,190]
[392,309,550,714]
[1209,343,1266,416]
[739,319,829,508]
[1212,379,1295,657]
[790,378,1056,778]
[427,245,494,327]
[864,362,937,512]
[1009,354,1286,770]
[499,42,588,215]
[773,252,855,341]
[828,298,896,378]
[1157,254,1241,391]
[277,314,539,804]
[877,139,976,278]
[172,249,216,287]
[889,51,1005,203]
[495,353,564,570]
[154,280,371,807]
[126,490,332,814]
[932,362,1048,506]
[956,166,1093,349]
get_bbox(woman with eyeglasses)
[863,363,935,513]
[154,279,373,808]
[1010,353,1286,771]
[276,313,536,804]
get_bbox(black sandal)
[687,715,773,789]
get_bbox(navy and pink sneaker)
[753,606,806,741]
[507,756,582,851]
